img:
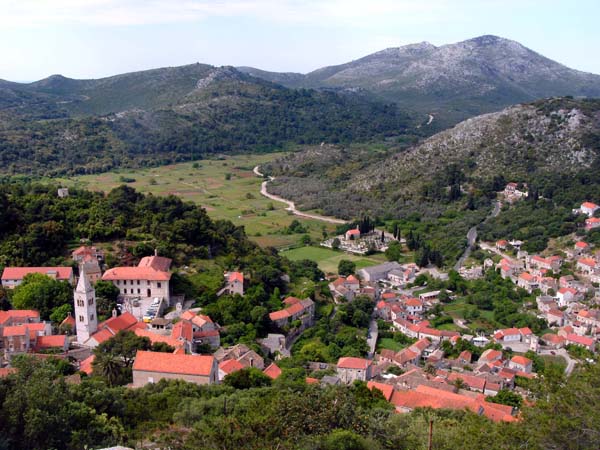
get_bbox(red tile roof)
[219,359,245,375]
[582,202,599,209]
[60,314,76,328]
[34,335,67,350]
[367,381,394,401]
[305,377,319,384]
[510,356,531,366]
[283,296,302,306]
[458,350,472,363]
[542,333,565,345]
[0,368,17,378]
[172,320,193,341]
[227,271,244,283]
[134,329,183,349]
[0,309,40,325]
[337,357,370,370]
[79,355,95,375]
[1,267,73,281]
[2,325,28,337]
[346,229,360,236]
[575,241,589,248]
[102,256,171,281]
[566,333,594,347]
[346,275,359,283]
[263,363,282,380]
[98,312,138,334]
[405,298,422,307]
[133,350,214,376]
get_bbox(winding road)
[254,165,348,225]
[454,201,501,271]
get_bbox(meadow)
[280,246,387,274]
[54,154,338,249]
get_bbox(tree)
[338,260,356,276]
[92,330,151,386]
[486,389,522,408]
[94,280,120,319]
[49,304,72,324]
[332,238,341,250]
[385,240,402,261]
[223,367,272,389]
[11,273,72,320]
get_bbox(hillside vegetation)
[0,67,412,176]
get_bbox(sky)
[1,0,599,82]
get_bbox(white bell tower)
[74,266,98,345]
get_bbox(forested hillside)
[0,67,412,176]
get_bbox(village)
[0,185,599,426]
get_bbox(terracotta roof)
[227,271,244,283]
[88,329,114,345]
[60,315,76,328]
[134,329,182,349]
[79,355,95,375]
[405,298,422,307]
[2,325,28,337]
[283,296,302,306]
[134,350,214,376]
[394,348,418,365]
[34,335,67,350]
[102,267,171,281]
[519,272,534,281]
[0,309,40,325]
[479,349,502,362]
[180,310,196,321]
[0,368,17,378]
[263,363,282,380]
[566,333,594,346]
[1,267,73,281]
[391,385,515,422]
[98,312,138,334]
[337,357,370,370]
[269,299,313,321]
[346,229,360,235]
[582,202,599,209]
[586,218,600,224]
[510,356,531,366]
[497,240,508,246]
[380,349,396,360]
[346,275,359,283]
[542,333,565,344]
[305,377,319,384]
[367,381,394,401]
[458,350,472,363]
[219,359,245,375]
[447,372,486,391]
[172,320,193,341]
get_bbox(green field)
[280,246,387,274]
[53,154,337,249]
[376,338,405,352]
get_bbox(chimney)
[112,308,118,318]
[154,248,158,257]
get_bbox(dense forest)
[1,354,599,450]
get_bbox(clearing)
[281,246,387,274]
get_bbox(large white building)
[102,256,172,303]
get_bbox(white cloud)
[0,0,456,28]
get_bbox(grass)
[280,246,388,274]
[52,154,338,249]
[376,338,405,352]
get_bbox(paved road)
[367,318,378,359]
[539,348,577,375]
[254,165,348,225]
[454,201,501,271]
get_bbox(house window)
[123,288,127,294]
[157,282,162,288]
[137,288,141,294]
[137,280,140,285]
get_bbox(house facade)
[102,256,171,303]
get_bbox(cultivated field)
[54,154,338,249]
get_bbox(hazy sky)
[1,0,599,81]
